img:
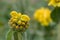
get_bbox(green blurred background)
[0,0,60,40]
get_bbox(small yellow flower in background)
[8,11,30,32]
[34,7,52,26]
[48,0,60,7]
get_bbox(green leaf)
[51,7,60,23]
[6,29,13,40]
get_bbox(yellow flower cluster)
[34,8,52,26]
[48,0,60,7]
[8,11,30,32]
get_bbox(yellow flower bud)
[17,20,21,25]
[21,15,30,21]
[13,19,17,22]
[18,13,21,17]
[12,24,16,27]
[9,11,30,32]
[16,26,19,29]
[21,22,25,25]
[20,26,23,29]
[10,11,17,17]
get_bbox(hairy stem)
[13,31,18,40]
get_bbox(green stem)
[14,31,18,40]
[44,26,51,40]
[57,22,60,40]
[18,32,23,40]
[44,30,51,40]
[20,33,23,40]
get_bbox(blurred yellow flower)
[48,0,60,7]
[34,8,52,26]
[8,11,30,32]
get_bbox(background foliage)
[0,0,60,40]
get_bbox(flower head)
[8,11,30,32]
[48,0,60,7]
[34,7,52,26]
